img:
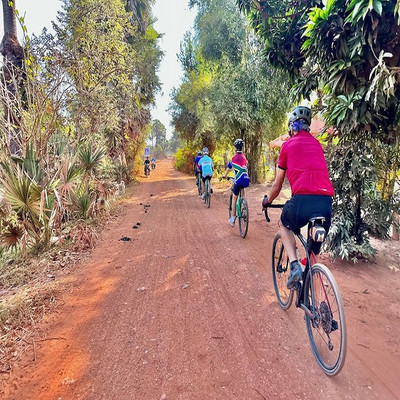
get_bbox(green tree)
[52,0,162,171]
[150,119,166,147]
[238,0,400,258]
[171,0,291,180]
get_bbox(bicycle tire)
[229,193,233,219]
[197,176,202,195]
[238,197,249,238]
[205,181,211,208]
[304,263,347,376]
[271,233,294,310]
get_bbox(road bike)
[196,172,202,196]
[203,177,211,208]
[227,178,249,238]
[264,203,347,376]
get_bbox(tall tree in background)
[126,0,155,34]
[171,0,291,181]
[1,0,24,155]
[150,119,166,147]
[52,0,162,169]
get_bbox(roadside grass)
[0,242,86,372]
[0,284,60,372]
[0,184,135,373]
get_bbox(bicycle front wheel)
[206,191,211,208]
[229,193,233,219]
[304,263,347,376]
[238,198,249,238]
[271,233,293,310]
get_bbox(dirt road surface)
[2,159,399,400]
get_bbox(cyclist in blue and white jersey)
[198,147,214,199]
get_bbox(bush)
[175,146,195,174]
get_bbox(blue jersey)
[194,155,202,171]
[198,155,213,177]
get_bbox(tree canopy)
[171,0,292,182]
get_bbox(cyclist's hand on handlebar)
[262,194,270,210]
[262,195,271,222]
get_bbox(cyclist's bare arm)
[267,168,285,203]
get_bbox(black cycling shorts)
[202,175,212,182]
[232,183,245,196]
[281,195,332,254]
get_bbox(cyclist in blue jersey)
[194,150,202,189]
[224,139,250,226]
[198,147,214,199]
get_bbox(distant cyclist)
[144,156,151,175]
[194,150,202,190]
[151,157,156,169]
[224,139,250,226]
[198,147,214,199]
[262,106,334,289]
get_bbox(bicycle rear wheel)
[197,176,202,195]
[271,233,293,309]
[205,181,211,208]
[238,197,249,238]
[304,263,347,376]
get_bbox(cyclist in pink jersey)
[224,139,250,226]
[262,106,334,289]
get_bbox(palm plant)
[73,189,94,220]
[1,222,24,252]
[0,155,60,250]
[78,144,106,177]
[0,161,42,228]
[59,157,82,201]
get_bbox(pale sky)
[0,0,196,139]
[152,1,196,138]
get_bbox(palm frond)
[0,223,24,251]
[78,144,106,175]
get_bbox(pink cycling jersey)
[278,130,334,196]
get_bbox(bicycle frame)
[196,173,202,192]
[235,188,244,217]
[294,231,317,317]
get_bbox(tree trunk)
[1,0,24,156]
[393,212,399,241]
[244,127,263,183]
[2,0,17,37]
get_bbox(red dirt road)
[2,159,400,400]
